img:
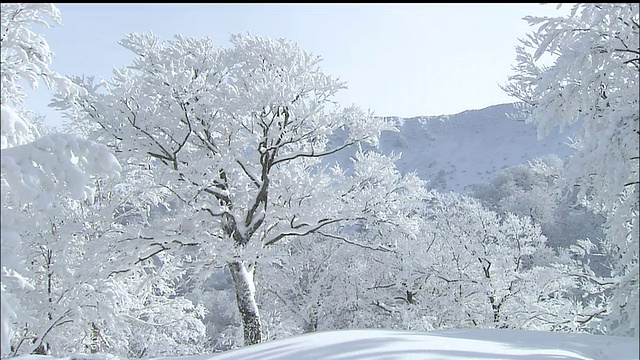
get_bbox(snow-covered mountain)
[331,103,578,193]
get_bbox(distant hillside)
[329,103,578,193]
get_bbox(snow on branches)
[503,3,639,337]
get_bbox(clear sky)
[24,3,572,124]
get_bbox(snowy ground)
[199,328,638,360]
[12,328,639,360]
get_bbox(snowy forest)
[1,3,638,358]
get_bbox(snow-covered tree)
[471,155,605,254]
[1,3,84,107]
[386,191,596,332]
[3,168,210,357]
[258,150,426,336]
[503,3,639,336]
[59,32,426,346]
[259,190,595,335]
[1,3,124,355]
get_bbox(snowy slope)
[330,103,578,193]
[15,329,636,360]
[198,328,637,360]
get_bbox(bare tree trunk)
[228,259,262,346]
[89,322,100,353]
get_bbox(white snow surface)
[202,329,638,360]
[17,328,638,360]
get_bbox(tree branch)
[262,219,342,247]
[317,231,395,252]
[271,140,358,166]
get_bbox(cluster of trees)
[1,2,637,357]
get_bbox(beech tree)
[2,5,206,356]
[503,3,639,336]
[1,3,122,355]
[6,172,210,357]
[60,32,426,346]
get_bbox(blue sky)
[25,3,572,124]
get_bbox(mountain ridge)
[331,102,578,193]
